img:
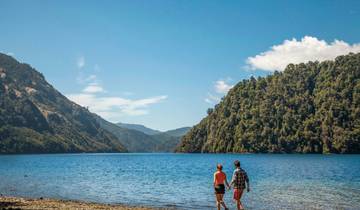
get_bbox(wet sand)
[0,196,168,210]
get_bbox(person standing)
[231,160,250,210]
[213,164,230,210]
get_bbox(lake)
[0,153,359,210]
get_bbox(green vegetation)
[0,53,127,153]
[116,122,161,135]
[176,53,360,154]
[163,127,191,137]
[96,115,188,152]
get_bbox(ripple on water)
[0,154,359,210]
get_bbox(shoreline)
[0,196,167,210]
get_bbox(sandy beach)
[0,196,167,210]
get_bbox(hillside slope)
[95,116,160,152]
[96,116,187,152]
[176,53,360,154]
[116,122,161,135]
[163,127,191,137]
[0,54,127,153]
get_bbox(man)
[230,160,250,210]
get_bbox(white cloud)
[82,83,105,93]
[85,74,97,81]
[205,93,221,104]
[215,80,234,94]
[246,36,360,72]
[66,93,167,120]
[205,79,233,104]
[71,57,167,121]
[77,74,98,84]
[77,56,85,69]
[69,63,167,120]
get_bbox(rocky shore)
[0,196,166,210]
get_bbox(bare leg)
[236,200,240,210]
[237,200,244,210]
[215,194,221,210]
[235,189,244,210]
[239,192,245,210]
[219,194,228,209]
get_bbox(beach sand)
[0,196,167,210]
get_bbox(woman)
[213,164,230,210]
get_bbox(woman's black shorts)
[214,184,225,194]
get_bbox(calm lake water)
[0,153,359,210]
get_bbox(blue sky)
[1,0,360,131]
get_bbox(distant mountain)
[0,53,127,154]
[95,116,161,152]
[164,127,191,137]
[94,119,189,152]
[150,132,183,152]
[116,122,161,135]
[176,53,360,154]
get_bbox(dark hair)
[217,164,223,171]
[234,160,240,167]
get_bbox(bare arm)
[224,174,230,189]
[245,172,250,192]
[230,170,236,187]
[213,173,216,187]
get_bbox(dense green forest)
[176,53,360,154]
[0,53,127,153]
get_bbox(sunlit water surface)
[0,153,359,210]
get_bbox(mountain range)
[3,52,358,154]
[116,123,190,137]
[0,53,189,154]
[176,53,360,154]
[96,116,190,152]
[0,53,126,153]
[116,122,161,135]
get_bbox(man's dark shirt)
[231,167,249,189]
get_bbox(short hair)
[217,164,223,170]
[234,160,240,167]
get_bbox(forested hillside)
[96,115,187,152]
[0,53,127,153]
[176,53,360,154]
[116,122,161,135]
[163,127,191,137]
